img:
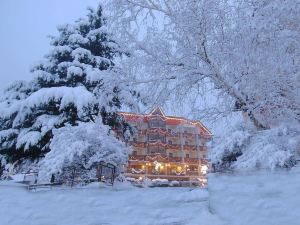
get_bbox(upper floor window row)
[149,119,166,128]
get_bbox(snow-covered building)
[117,107,212,182]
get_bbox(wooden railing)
[136,128,206,138]
[128,141,207,152]
[128,155,207,164]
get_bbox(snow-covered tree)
[38,120,130,183]
[0,4,137,176]
[107,0,299,128]
[106,0,300,169]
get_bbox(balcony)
[127,140,207,153]
[148,119,166,129]
[128,155,205,165]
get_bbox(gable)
[150,107,165,116]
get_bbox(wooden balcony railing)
[128,155,207,164]
[136,128,207,138]
[128,141,207,153]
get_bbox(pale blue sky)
[0,0,99,91]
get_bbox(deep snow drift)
[0,182,223,225]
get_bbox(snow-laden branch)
[106,0,300,128]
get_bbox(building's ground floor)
[124,154,208,185]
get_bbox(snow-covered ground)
[209,166,300,225]
[2,167,300,225]
[0,182,223,225]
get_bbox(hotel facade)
[116,107,212,183]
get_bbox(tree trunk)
[206,57,268,130]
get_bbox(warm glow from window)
[154,161,162,171]
[201,165,208,174]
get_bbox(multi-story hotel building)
[116,107,212,183]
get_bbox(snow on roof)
[118,106,212,137]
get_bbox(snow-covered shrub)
[211,126,251,170]
[38,120,131,183]
[170,180,180,187]
[151,178,169,187]
[211,124,300,170]
[236,126,299,170]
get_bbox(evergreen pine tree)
[0,5,135,170]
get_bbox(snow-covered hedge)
[211,124,300,170]
[38,120,131,182]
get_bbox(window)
[148,133,165,142]
[169,153,173,157]
[148,146,158,152]
[186,154,190,158]
[168,140,172,145]
[148,133,158,141]
[148,146,166,155]
[133,138,137,142]
[132,151,137,156]
[149,118,166,128]
[185,141,189,145]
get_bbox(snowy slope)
[209,167,300,225]
[0,182,224,225]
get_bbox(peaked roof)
[118,107,212,137]
[149,106,166,117]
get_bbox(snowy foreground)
[0,182,223,225]
[1,167,300,225]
